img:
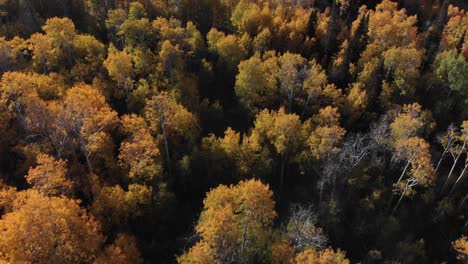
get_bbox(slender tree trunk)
[385,67,392,80]
[397,157,413,185]
[79,135,93,172]
[392,184,408,214]
[449,161,468,195]
[85,152,93,173]
[459,193,468,210]
[442,143,466,192]
[435,149,448,174]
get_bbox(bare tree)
[392,177,418,214]
[317,122,385,199]
[435,124,457,174]
[339,132,371,169]
[442,130,467,193]
[286,204,328,251]
[368,115,392,168]
[450,155,468,195]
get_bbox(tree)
[28,33,54,73]
[199,127,273,182]
[343,82,367,120]
[294,248,350,264]
[95,233,143,264]
[252,107,304,191]
[382,47,423,97]
[104,45,135,99]
[230,0,261,36]
[156,40,185,86]
[41,17,77,69]
[235,55,279,112]
[435,124,458,174]
[440,5,468,51]
[119,15,156,50]
[179,179,276,263]
[270,242,295,264]
[90,180,152,230]
[25,154,73,197]
[119,114,162,183]
[307,106,346,160]
[278,52,307,112]
[453,235,468,262]
[128,2,146,20]
[366,0,419,53]
[70,34,105,82]
[433,49,468,103]
[442,120,468,193]
[393,137,434,186]
[152,17,203,57]
[59,84,119,172]
[145,92,198,176]
[106,8,128,48]
[389,103,428,142]
[117,114,169,227]
[286,204,327,251]
[0,190,104,263]
[0,72,62,151]
[177,241,215,264]
[301,59,329,115]
[207,28,248,69]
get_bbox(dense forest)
[0,0,467,263]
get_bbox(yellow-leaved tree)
[178,179,276,263]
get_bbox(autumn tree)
[179,179,276,263]
[95,233,143,264]
[294,247,350,264]
[156,40,185,86]
[306,106,346,160]
[251,107,304,190]
[235,53,340,116]
[382,47,423,97]
[235,54,279,112]
[207,28,248,69]
[117,4,157,50]
[57,84,119,172]
[433,49,468,103]
[389,104,435,213]
[69,34,106,82]
[25,154,73,197]
[440,5,468,52]
[106,8,128,48]
[365,0,419,55]
[0,190,104,263]
[278,52,308,112]
[343,82,367,121]
[145,92,198,176]
[41,17,77,69]
[0,72,64,154]
[198,127,273,183]
[453,235,468,262]
[104,45,135,99]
